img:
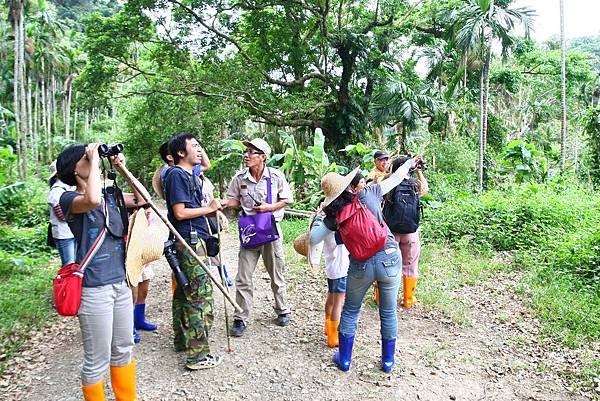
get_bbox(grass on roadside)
[0,255,55,374]
[417,240,505,326]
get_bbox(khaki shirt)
[227,167,293,222]
[367,168,386,184]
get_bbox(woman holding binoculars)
[57,142,143,401]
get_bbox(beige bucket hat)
[242,138,272,157]
[320,167,360,208]
[126,208,168,286]
[152,165,166,200]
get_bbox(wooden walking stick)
[117,164,242,313]
[214,214,233,353]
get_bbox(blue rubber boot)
[381,338,396,373]
[134,304,157,331]
[332,333,354,372]
[133,327,141,344]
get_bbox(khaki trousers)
[234,231,290,323]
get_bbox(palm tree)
[453,0,534,190]
[559,0,567,170]
[372,78,438,153]
[8,0,27,178]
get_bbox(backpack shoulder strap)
[337,195,360,224]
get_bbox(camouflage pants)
[172,240,214,362]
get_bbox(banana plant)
[271,128,340,208]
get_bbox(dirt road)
[1,230,597,400]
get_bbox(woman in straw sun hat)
[309,172,365,349]
[311,157,419,373]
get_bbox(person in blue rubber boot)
[311,157,419,373]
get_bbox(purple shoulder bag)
[238,172,280,248]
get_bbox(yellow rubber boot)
[82,379,106,401]
[403,276,417,308]
[110,360,137,401]
[324,313,331,336]
[326,320,339,348]
[372,281,379,304]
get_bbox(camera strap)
[100,160,128,239]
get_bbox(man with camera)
[163,132,223,370]
[383,155,429,309]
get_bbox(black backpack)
[383,178,421,234]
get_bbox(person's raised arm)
[199,145,211,171]
[379,156,419,195]
[70,143,102,214]
[110,153,147,208]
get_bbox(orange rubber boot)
[372,281,380,304]
[324,313,331,336]
[82,379,106,401]
[326,320,339,348]
[110,360,137,401]
[403,276,417,308]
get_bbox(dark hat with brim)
[373,150,390,160]
[57,144,86,186]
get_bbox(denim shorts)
[327,276,347,293]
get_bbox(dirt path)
[1,230,597,401]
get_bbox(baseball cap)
[373,150,390,160]
[242,138,272,157]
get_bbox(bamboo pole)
[117,165,242,313]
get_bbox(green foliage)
[424,183,599,253]
[280,218,309,245]
[418,242,503,325]
[546,228,600,283]
[271,129,340,208]
[340,142,376,173]
[0,146,16,186]
[0,248,54,373]
[423,182,600,345]
[499,140,547,183]
[0,225,49,256]
[583,106,600,186]
[486,113,507,152]
[521,266,599,347]
[0,181,48,227]
[210,139,246,197]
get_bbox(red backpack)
[337,196,387,261]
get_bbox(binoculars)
[98,143,124,158]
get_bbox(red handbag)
[53,202,107,317]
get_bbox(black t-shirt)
[59,191,126,287]
[164,167,209,239]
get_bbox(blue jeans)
[339,247,402,340]
[55,238,76,266]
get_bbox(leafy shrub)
[425,137,477,176]
[545,227,600,283]
[0,225,50,256]
[422,184,600,254]
[498,140,547,183]
[0,180,48,227]
[280,218,310,244]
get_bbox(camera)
[164,239,191,295]
[408,154,428,171]
[98,143,124,158]
[415,160,428,171]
